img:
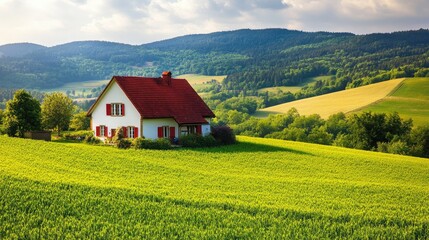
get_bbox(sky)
[0,0,428,46]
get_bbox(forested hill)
[0,28,428,93]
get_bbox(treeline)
[214,109,429,158]
[1,29,428,94]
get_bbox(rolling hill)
[1,135,428,238]
[356,77,429,126]
[256,77,429,127]
[256,78,405,118]
[0,28,428,94]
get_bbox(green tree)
[409,125,429,158]
[41,92,74,136]
[4,89,42,137]
[70,111,90,131]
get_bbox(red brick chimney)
[162,71,172,85]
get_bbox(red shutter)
[104,126,108,137]
[123,127,128,138]
[106,104,111,116]
[170,127,175,139]
[96,126,100,137]
[121,104,125,116]
[134,127,138,138]
[158,127,163,138]
[196,125,202,135]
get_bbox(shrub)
[84,134,101,144]
[63,131,93,142]
[133,137,171,150]
[180,134,218,148]
[117,138,132,149]
[211,126,236,145]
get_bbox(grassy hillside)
[176,74,226,92]
[356,77,429,126]
[256,78,404,118]
[257,75,326,94]
[1,136,428,238]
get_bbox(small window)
[111,103,124,116]
[127,126,134,138]
[100,125,106,137]
[162,126,169,138]
[180,125,200,136]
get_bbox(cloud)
[0,0,427,46]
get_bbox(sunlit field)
[1,135,428,238]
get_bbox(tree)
[70,111,90,131]
[410,125,429,158]
[4,89,41,137]
[41,92,74,136]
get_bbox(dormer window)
[106,103,125,116]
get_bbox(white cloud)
[0,0,427,46]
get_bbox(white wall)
[202,118,212,136]
[143,118,178,139]
[91,81,141,140]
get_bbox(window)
[163,126,169,138]
[180,125,202,136]
[122,126,138,138]
[106,103,125,116]
[96,125,108,137]
[158,126,175,139]
[127,126,135,138]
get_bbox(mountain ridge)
[0,28,428,96]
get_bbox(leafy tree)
[41,92,74,136]
[4,89,41,137]
[70,111,90,131]
[325,112,350,138]
[409,125,429,158]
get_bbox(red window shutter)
[123,127,127,138]
[134,127,138,138]
[121,104,125,116]
[104,126,108,137]
[96,126,100,137]
[158,127,163,138]
[196,125,202,135]
[170,127,175,139]
[106,104,111,116]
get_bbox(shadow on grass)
[187,141,312,155]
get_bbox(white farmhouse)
[87,71,215,140]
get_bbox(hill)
[0,42,46,58]
[256,78,405,118]
[356,77,429,126]
[0,28,428,95]
[1,136,428,238]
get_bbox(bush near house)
[180,134,217,148]
[211,126,236,145]
[133,138,171,150]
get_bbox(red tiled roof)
[88,75,215,124]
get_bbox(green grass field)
[1,136,428,238]
[355,77,429,126]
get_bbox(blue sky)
[1,0,428,46]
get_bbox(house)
[87,71,215,140]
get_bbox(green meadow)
[357,77,429,126]
[1,136,428,239]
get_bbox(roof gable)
[88,75,215,124]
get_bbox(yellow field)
[256,78,405,118]
[177,74,226,85]
[257,86,302,94]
